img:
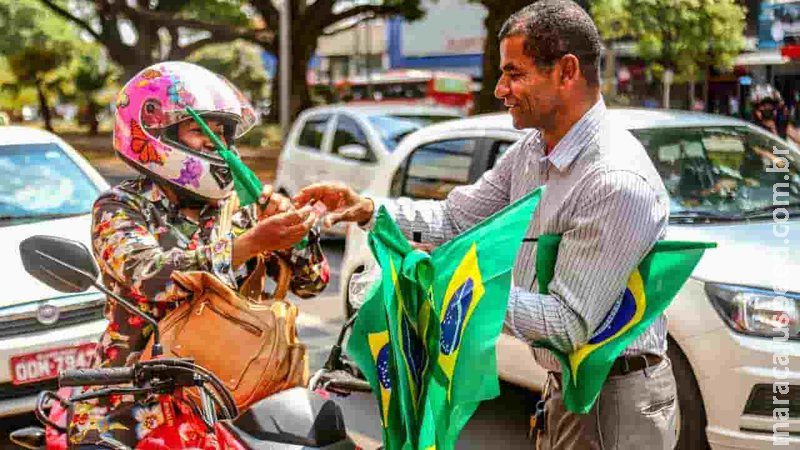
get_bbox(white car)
[0,126,109,417]
[340,110,800,449]
[273,103,463,202]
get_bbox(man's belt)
[608,353,663,376]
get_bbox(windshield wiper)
[741,202,800,219]
[0,212,86,221]
[669,210,741,223]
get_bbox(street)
[0,238,537,449]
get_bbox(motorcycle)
[10,235,372,450]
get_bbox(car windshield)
[632,126,800,221]
[0,143,100,223]
[368,114,458,150]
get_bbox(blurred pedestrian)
[749,83,800,145]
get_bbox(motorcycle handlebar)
[317,370,372,393]
[59,367,135,387]
[326,377,372,393]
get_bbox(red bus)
[328,70,474,111]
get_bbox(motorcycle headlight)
[706,283,800,340]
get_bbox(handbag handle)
[239,253,292,301]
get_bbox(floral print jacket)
[64,177,328,446]
[92,177,329,368]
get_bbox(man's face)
[494,35,560,130]
[177,118,228,153]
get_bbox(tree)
[39,0,426,122]
[37,0,267,81]
[188,40,270,105]
[72,48,118,135]
[0,0,78,130]
[592,0,746,108]
[249,0,425,121]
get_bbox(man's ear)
[558,54,581,85]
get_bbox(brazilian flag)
[348,205,440,449]
[533,235,716,413]
[348,188,544,450]
[346,280,407,449]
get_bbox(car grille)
[0,293,106,339]
[743,383,800,418]
[0,379,59,401]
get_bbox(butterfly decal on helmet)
[130,120,164,165]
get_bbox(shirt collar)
[545,98,606,171]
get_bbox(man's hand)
[257,184,293,219]
[233,206,318,266]
[294,182,374,227]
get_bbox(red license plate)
[10,343,97,385]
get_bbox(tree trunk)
[265,35,315,124]
[87,100,100,136]
[702,65,710,113]
[476,8,505,114]
[290,41,315,120]
[35,78,53,132]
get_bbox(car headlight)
[706,283,800,339]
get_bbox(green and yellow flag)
[346,279,407,449]
[533,235,716,413]
[348,188,545,450]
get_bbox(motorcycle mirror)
[19,235,164,357]
[20,235,98,292]
[9,427,45,450]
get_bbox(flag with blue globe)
[348,188,544,450]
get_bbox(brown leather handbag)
[140,256,308,412]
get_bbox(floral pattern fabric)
[64,177,329,447]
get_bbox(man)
[295,1,675,448]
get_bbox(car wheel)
[668,337,710,450]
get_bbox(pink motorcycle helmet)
[113,61,257,201]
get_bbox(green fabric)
[346,279,407,449]
[184,106,262,206]
[532,235,717,413]
[348,187,544,449]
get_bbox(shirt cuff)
[358,197,381,232]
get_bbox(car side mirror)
[338,144,369,160]
[19,235,99,293]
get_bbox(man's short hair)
[498,0,603,86]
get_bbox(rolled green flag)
[347,188,545,450]
[184,106,262,206]
[533,236,717,413]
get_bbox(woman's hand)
[233,206,318,266]
[293,182,374,227]
[257,185,293,219]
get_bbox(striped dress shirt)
[374,99,670,372]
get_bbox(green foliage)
[187,40,269,102]
[0,0,78,101]
[156,0,250,27]
[592,0,746,79]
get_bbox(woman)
[67,62,329,446]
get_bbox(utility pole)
[280,0,291,139]
[366,20,373,98]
